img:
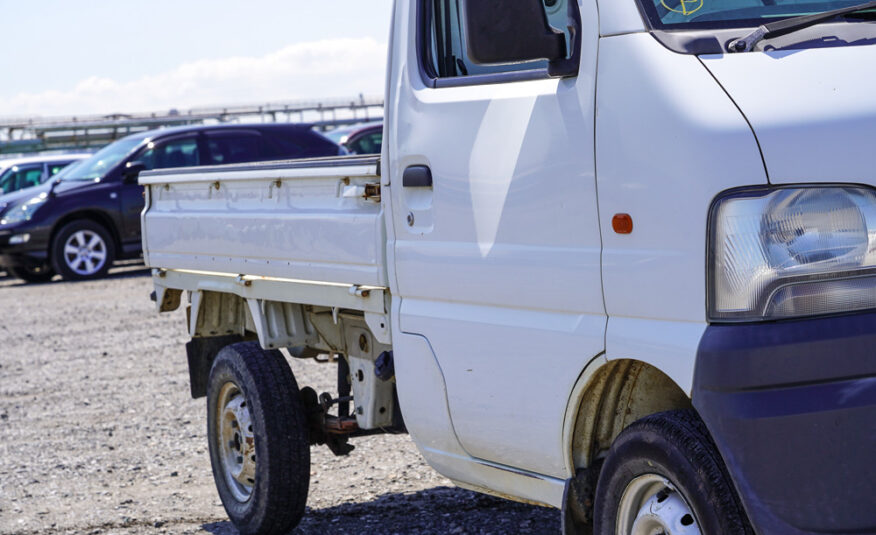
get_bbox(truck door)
[388,0,604,478]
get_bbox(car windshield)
[639,0,876,29]
[56,137,145,181]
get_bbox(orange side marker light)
[612,213,633,234]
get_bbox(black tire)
[207,342,310,535]
[9,264,54,283]
[594,410,753,535]
[51,220,115,281]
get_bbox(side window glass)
[137,143,158,171]
[48,163,70,177]
[162,138,200,168]
[21,166,44,188]
[206,133,264,165]
[1,165,44,192]
[265,133,304,157]
[348,131,383,155]
[137,137,200,170]
[427,0,572,79]
[265,130,340,159]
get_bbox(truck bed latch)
[364,183,381,201]
[342,182,381,202]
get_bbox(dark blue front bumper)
[694,312,876,534]
[0,225,51,268]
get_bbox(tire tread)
[594,409,754,535]
[208,342,309,535]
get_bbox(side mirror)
[123,161,146,184]
[464,0,567,66]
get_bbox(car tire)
[207,342,310,535]
[8,264,55,283]
[51,220,115,281]
[594,410,753,535]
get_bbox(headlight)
[0,194,47,225]
[709,186,876,321]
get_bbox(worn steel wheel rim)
[617,474,701,535]
[215,381,256,503]
[62,229,107,275]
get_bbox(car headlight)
[709,186,876,321]
[0,194,47,225]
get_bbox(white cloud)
[0,38,387,117]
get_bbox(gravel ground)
[0,265,559,535]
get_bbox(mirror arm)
[548,0,582,78]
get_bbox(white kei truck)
[141,0,876,533]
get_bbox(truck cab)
[142,1,876,534]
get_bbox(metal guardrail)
[0,96,384,155]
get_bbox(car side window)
[138,137,200,170]
[425,0,572,79]
[206,132,265,165]
[347,131,383,155]
[0,164,44,193]
[48,163,70,177]
[265,130,340,159]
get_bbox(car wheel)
[594,410,753,535]
[8,264,54,283]
[207,342,310,535]
[51,220,115,281]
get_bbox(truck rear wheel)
[207,342,310,535]
[593,410,752,535]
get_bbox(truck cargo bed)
[140,155,385,288]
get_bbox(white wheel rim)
[617,474,701,535]
[62,229,107,275]
[215,382,256,503]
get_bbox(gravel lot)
[0,265,559,535]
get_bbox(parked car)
[0,154,90,195]
[324,121,382,154]
[0,123,342,282]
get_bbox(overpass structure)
[0,96,383,155]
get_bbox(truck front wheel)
[593,410,752,535]
[207,342,310,535]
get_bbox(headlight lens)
[710,186,876,321]
[0,194,47,225]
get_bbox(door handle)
[403,165,433,188]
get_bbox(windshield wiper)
[728,0,876,52]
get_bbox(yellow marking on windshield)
[661,0,703,16]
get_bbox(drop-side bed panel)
[140,156,386,287]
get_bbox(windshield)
[57,137,145,181]
[639,0,876,29]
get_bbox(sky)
[0,1,393,118]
